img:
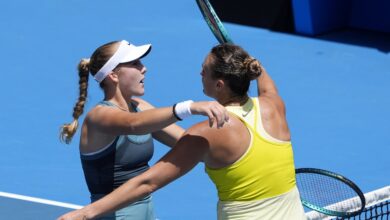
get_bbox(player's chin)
[134,89,145,97]
[137,91,145,96]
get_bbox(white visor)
[93,40,152,83]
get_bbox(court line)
[0,191,83,209]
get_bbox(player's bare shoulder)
[185,115,243,142]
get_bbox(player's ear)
[216,79,224,91]
[106,71,119,83]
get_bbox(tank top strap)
[225,98,256,131]
[251,97,259,131]
[98,100,115,107]
[97,100,141,113]
[129,102,140,112]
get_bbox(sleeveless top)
[80,101,154,195]
[205,97,296,201]
[205,98,306,220]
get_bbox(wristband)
[172,104,182,121]
[173,100,193,120]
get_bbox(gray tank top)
[80,101,154,194]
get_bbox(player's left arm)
[133,97,185,148]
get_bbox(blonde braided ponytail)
[60,58,90,144]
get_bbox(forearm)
[83,160,186,219]
[123,107,179,135]
[99,99,228,136]
[122,98,188,135]
[127,100,209,134]
[83,177,153,219]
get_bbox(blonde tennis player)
[58,43,306,220]
[60,40,229,220]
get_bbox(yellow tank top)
[205,98,296,201]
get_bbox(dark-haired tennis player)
[58,43,306,220]
[60,40,229,220]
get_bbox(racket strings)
[297,173,363,213]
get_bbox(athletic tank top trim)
[253,98,290,144]
[80,138,117,157]
[226,98,289,144]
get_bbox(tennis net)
[306,185,390,220]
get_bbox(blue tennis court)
[0,1,389,219]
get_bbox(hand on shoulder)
[190,101,230,128]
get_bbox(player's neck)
[220,95,249,107]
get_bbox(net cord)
[305,185,390,220]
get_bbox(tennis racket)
[195,0,233,44]
[296,168,366,218]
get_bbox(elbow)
[148,184,159,195]
[139,179,159,196]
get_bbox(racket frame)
[195,0,233,44]
[296,168,366,218]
